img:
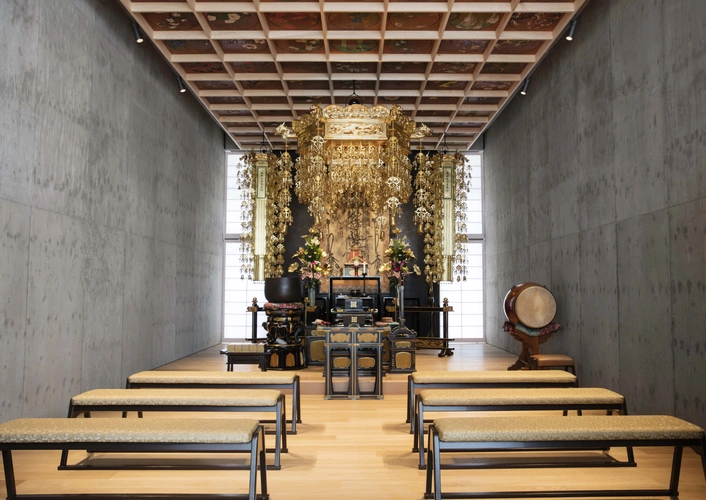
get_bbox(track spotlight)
[520,79,529,96]
[177,76,186,93]
[132,21,144,44]
[566,19,577,41]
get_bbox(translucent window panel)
[223,150,265,340]
[467,222,483,235]
[440,241,484,339]
[223,240,265,340]
[226,222,241,235]
[225,153,247,236]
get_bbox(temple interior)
[1,1,705,499]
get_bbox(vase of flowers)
[379,236,421,293]
[288,235,328,304]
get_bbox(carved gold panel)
[358,357,376,369]
[395,351,413,370]
[310,340,325,361]
[333,357,351,369]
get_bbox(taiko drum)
[503,282,556,329]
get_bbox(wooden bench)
[425,415,706,500]
[0,417,268,500]
[414,387,628,468]
[407,370,578,432]
[528,353,576,373]
[63,388,287,470]
[127,370,301,434]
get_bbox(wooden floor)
[3,342,705,499]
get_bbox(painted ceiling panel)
[121,0,589,149]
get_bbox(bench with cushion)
[528,353,576,373]
[0,417,268,500]
[127,370,301,434]
[63,388,287,469]
[414,387,628,468]
[425,414,706,500]
[407,370,578,432]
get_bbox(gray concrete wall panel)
[121,234,156,378]
[663,0,706,206]
[550,234,581,358]
[0,200,30,421]
[612,87,667,222]
[0,2,38,207]
[483,0,706,427]
[32,2,93,220]
[80,223,125,392]
[150,240,177,369]
[578,224,620,390]
[669,200,706,424]
[23,209,85,417]
[0,2,224,421]
[125,102,161,241]
[528,241,552,290]
[85,31,131,232]
[617,211,673,415]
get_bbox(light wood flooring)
[2,342,705,499]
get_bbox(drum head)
[515,286,556,329]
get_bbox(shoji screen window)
[440,153,484,340]
[223,153,264,341]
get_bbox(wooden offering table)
[221,344,271,372]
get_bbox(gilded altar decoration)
[412,131,471,288]
[452,152,472,282]
[292,104,416,238]
[236,132,293,280]
[238,102,471,289]
[235,151,255,280]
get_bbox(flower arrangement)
[288,235,328,288]
[379,236,420,286]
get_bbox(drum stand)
[503,321,562,370]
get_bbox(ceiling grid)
[122,0,587,150]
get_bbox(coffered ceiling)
[121,0,588,151]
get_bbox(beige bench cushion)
[434,415,705,442]
[72,389,281,407]
[128,370,295,385]
[529,354,574,365]
[0,418,259,444]
[412,370,576,384]
[420,388,623,406]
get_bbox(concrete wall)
[484,0,706,427]
[0,0,224,421]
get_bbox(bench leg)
[293,376,301,432]
[257,426,269,500]
[279,396,288,453]
[619,403,635,463]
[276,396,287,460]
[250,426,270,500]
[423,427,442,500]
[2,450,17,499]
[407,377,414,428]
[668,446,684,497]
[424,430,433,499]
[416,397,426,469]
